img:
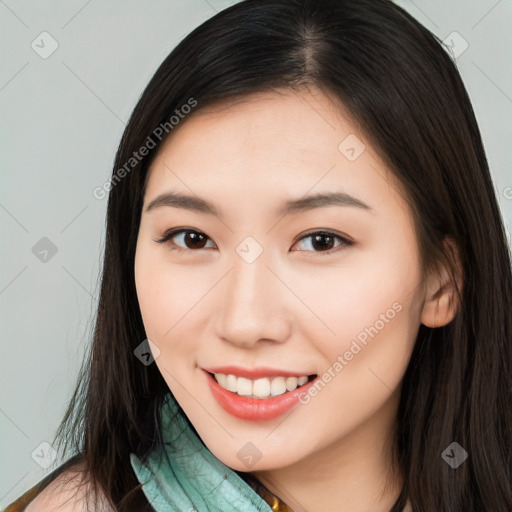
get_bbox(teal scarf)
[130,393,273,511]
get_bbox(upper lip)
[202,365,316,379]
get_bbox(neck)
[250,393,403,512]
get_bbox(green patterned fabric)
[130,393,272,511]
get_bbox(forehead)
[159,89,356,165]
[143,88,405,217]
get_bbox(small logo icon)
[237,441,263,468]
[31,441,58,469]
[32,237,58,263]
[338,134,366,162]
[441,441,468,468]
[236,236,263,264]
[134,339,161,365]
[443,31,468,60]
[31,31,59,59]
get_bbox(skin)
[134,87,460,512]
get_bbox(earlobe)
[421,237,463,328]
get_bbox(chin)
[206,442,302,473]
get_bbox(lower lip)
[205,371,317,422]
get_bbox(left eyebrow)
[278,191,372,216]
[144,190,373,218]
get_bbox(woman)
[6,0,512,510]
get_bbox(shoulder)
[23,467,113,512]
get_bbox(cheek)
[293,255,422,440]
[135,247,170,337]
[301,235,422,366]
[134,241,210,355]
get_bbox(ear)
[421,237,463,328]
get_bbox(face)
[134,88,427,473]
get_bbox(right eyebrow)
[145,191,218,215]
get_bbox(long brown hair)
[42,0,512,510]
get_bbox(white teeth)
[226,374,238,392]
[237,377,253,396]
[253,378,271,398]
[285,377,298,391]
[214,373,311,398]
[270,377,286,396]
[216,373,227,388]
[297,376,308,386]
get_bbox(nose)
[215,248,292,349]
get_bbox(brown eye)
[292,231,353,255]
[180,231,208,249]
[155,229,215,251]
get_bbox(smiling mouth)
[207,372,317,399]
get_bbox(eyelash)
[153,228,354,256]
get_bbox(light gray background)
[1,0,511,507]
